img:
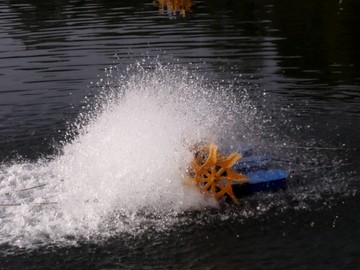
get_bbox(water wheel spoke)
[217,153,241,168]
[217,176,229,181]
[226,169,247,182]
[215,167,226,177]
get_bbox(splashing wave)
[0,61,257,248]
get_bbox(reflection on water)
[0,0,360,269]
[153,0,192,18]
[272,0,360,89]
[0,0,359,160]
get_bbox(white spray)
[0,62,255,248]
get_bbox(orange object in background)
[154,0,193,17]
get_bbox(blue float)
[232,154,288,197]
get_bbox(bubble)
[0,59,352,250]
[0,60,254,248]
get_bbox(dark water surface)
[1,0,360,269]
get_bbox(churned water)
[0,60,355,256]
[0,61,258,248]
[1,0,359,269]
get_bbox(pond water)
[1,0,360,269]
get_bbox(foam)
[0,62,253,248]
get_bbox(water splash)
[0,60,353,250]
[0,61,257,248]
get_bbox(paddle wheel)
[189,144,248,203]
